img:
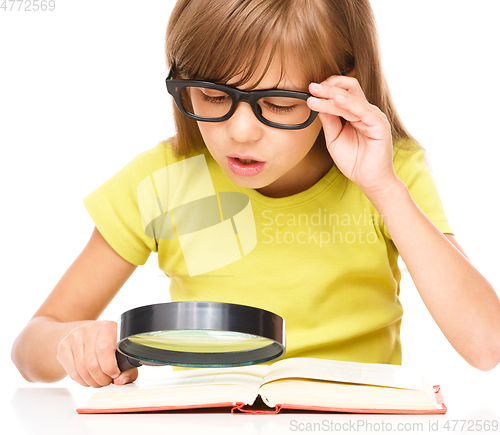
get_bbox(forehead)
[226,50,310,92]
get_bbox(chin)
[226,171,271,190]
[233,177,269,190]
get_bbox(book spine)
[231,403,282,414]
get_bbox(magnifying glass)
[115,302,286,371]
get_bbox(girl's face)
[196,57,334,198]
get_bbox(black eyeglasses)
[165,66,318,130]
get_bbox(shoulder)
[133,140,179,170]
[141,140,208,167]
[119,140,209,180]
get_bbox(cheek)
[196,122,224,156]
[196,122,213,142]
[310,117,324,140]
[275,117,323,149]
[291,119,323,151]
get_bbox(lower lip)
[227,157,265,176]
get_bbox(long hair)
[165,0,419,156]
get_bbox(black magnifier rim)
[116,302,286,368]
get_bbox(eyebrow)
[270,85,308,93]
[225,82,309,94]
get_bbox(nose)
[225,101,263,143]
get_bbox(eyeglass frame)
[165,66,319,130]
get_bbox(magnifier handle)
[116,350,142,371]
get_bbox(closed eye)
[262,101,297,114]
[200,93,229,105]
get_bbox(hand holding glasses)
[166,66,319,130]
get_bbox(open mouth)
[237,158,258,164]
[227,157,265,176]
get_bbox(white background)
[1,0,499,424]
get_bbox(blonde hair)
[165,0,419,157]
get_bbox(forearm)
[12,316,92,383]
[366,178,500,370]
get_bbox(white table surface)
[4,369,500,435]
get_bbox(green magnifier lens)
[116,302,286,370]
[128,330,275,353]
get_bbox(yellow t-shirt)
[84,140,452,365]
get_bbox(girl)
[12,0,500,388]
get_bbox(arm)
[308,77,500,370]
[367,179,500,371]
[11,227,138,386]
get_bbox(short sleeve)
[83,144,169,265]
[382,145,453,240]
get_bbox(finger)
[307,93,363,124]
[64,328,102,388]
[71,341,101,388]
[309,81,370,119]
[71,342,102,387]
[309,82,365,112]
[84,330,114,387]
[114,367,139,385]
[315,111,344,142]
[309,86,388,140]
[333,94,389,140]
[316,75,365,98]
[57,339,88,387]
[94,322,120,381]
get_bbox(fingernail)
[310,82,321,89]
[334,93,345,100]
[308,97,321,104]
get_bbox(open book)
[77,358,446,414]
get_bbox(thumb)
[318,112,343,147]
[113,368,139,385]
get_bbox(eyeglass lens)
[180,86,311,126]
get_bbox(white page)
[92,365,269,397]
[263,358,426,391]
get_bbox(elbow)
[472,361,499,372]
[465,342,500,372]
[460,314,500,371]
[473,357,500,372]
[11,331,66,384]
[11,348,66,384]
[11,335,35,383]
[471,359,499,372]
